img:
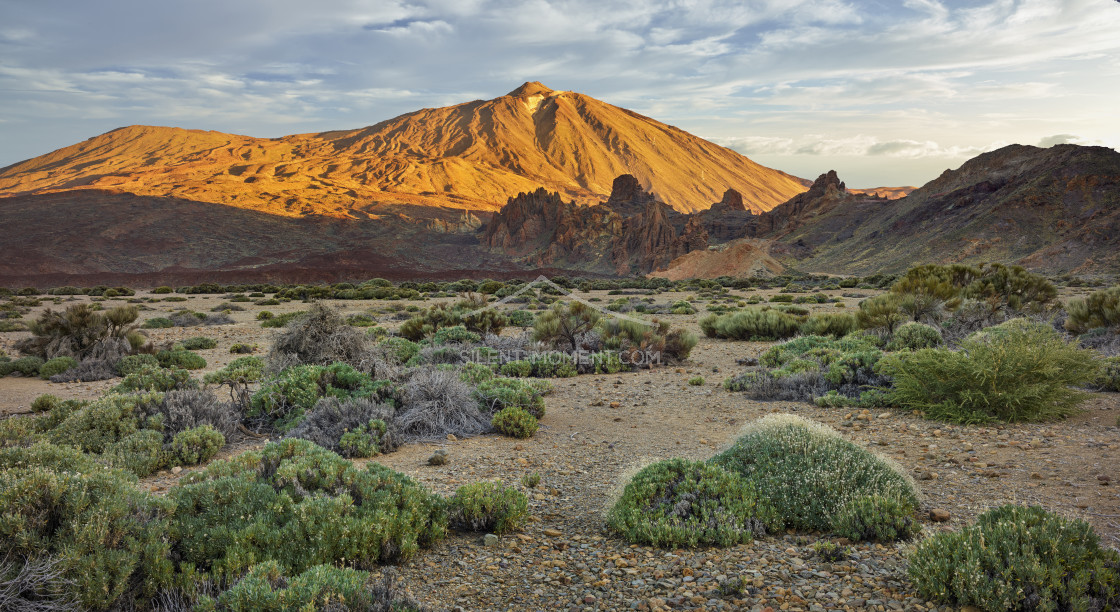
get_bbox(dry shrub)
[268,303,367,370]
[158,389,241,440]
[395,367,491,442]
[286,397,398,455]
[48,359,117,383]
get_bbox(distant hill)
[0,82,807,216]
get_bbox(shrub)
[856,294,905,333]
[431,325,482,346]
[688,375,704,386]
[508,309,535,327]
[251,363,390,431]
[157,349,207,370]
[832,494,919,542]
[104,429,167,477]
[448,481,529,534]
[800,313,859,338]
[48,358,118,383]
[337,420,389,458]
[607,458,770,548]
[886,321,943,351]
[168,425,225,466]
[474,377,548,418]
[17,304,139,360]
[180,336,218,350]
[1066,286,1120,334]
[287,397,397,457]
[882,319,1098,423]
[699,308,802,341]
[0,445,172,610]
[396,368,491,442]
[152,286,173,294]
[268,303,366,368]
[0,356,44,377]
[46,392,163,454]
[117,353,160,376]
[259,310,306,328]
[257,310,275,321]
[522,472,541,489]
[491,406,539,438]
[204,355,265,408]
[500,360,533,377]
[909,505,1120,611]
[400,299,507,340]
[459,361,495,384]
[31,393,59,413]
[378,337,421,365]
[710,414,919,533]
[114,365,196,393]
[533,301,600,351]
[1094,356,1120,392]
[39,355,77,379]
[143,317,174,329]
[170,439,447,580]
[211,562,425,612]
[159,388,241,439]
[663,328,698,362]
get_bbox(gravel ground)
[1,288,1118,611]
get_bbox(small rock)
[929,508,951,522]
[447,434,458,441]
[610,401,621,408]
[543,528,563,537]
[483,534,500,547]
[170,466,182,475]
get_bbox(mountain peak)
[507,81,554,97]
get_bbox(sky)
[1,0,1118,187]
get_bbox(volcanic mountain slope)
[0,82,807,216]
[764,144,1120,274]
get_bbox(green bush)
[157,349,207,370]
[882,319,1098,423]
[533,301,600,351]
[17,304,140,360]
[31,393,59,413]
[0,356,44,376]
[47,391,163,454]
[832,494,919,542]
[856,294,905,333]
[688,375,705,386]
[607,458,771,548]
[909,505,1120,611]
[500,360,533,378]
[39,355,78,379]
[114,364,196,393]
[800,312,859,338]
[886,321,943,351]
[663,328,699,362]
[152,286,173,294]
[431,325,482,345]
[528,353,579,378]
[699,308,802,341]
[448,481,529,534]
[260,310,307,328]
[250,363,393,432]
[1066,286,1120,334]
[710,414,919,533]
[379,336,421,365]
[257,310,275,320]
[459,361,495,384]
[143,317,174,329]
[117,353,160,376]
[337,419,388,458]
[180,336,218,350]
[104,429,167,477]
[1094,356,1120,392]
[169,425,225,466]
[508,309,535,327]
[475,377,549,418]
[491,406,539,438]
[0,443,172,610]
[211,561,421,611]
[170,439,447,581]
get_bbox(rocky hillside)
[0,82,807,216]
[768,144,1120,274]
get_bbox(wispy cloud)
[0,0,1117,186]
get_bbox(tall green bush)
[882,319,1098,423]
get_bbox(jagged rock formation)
[0,82,807,216]
[482,174,709,275]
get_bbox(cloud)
[0,0,1117,186]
